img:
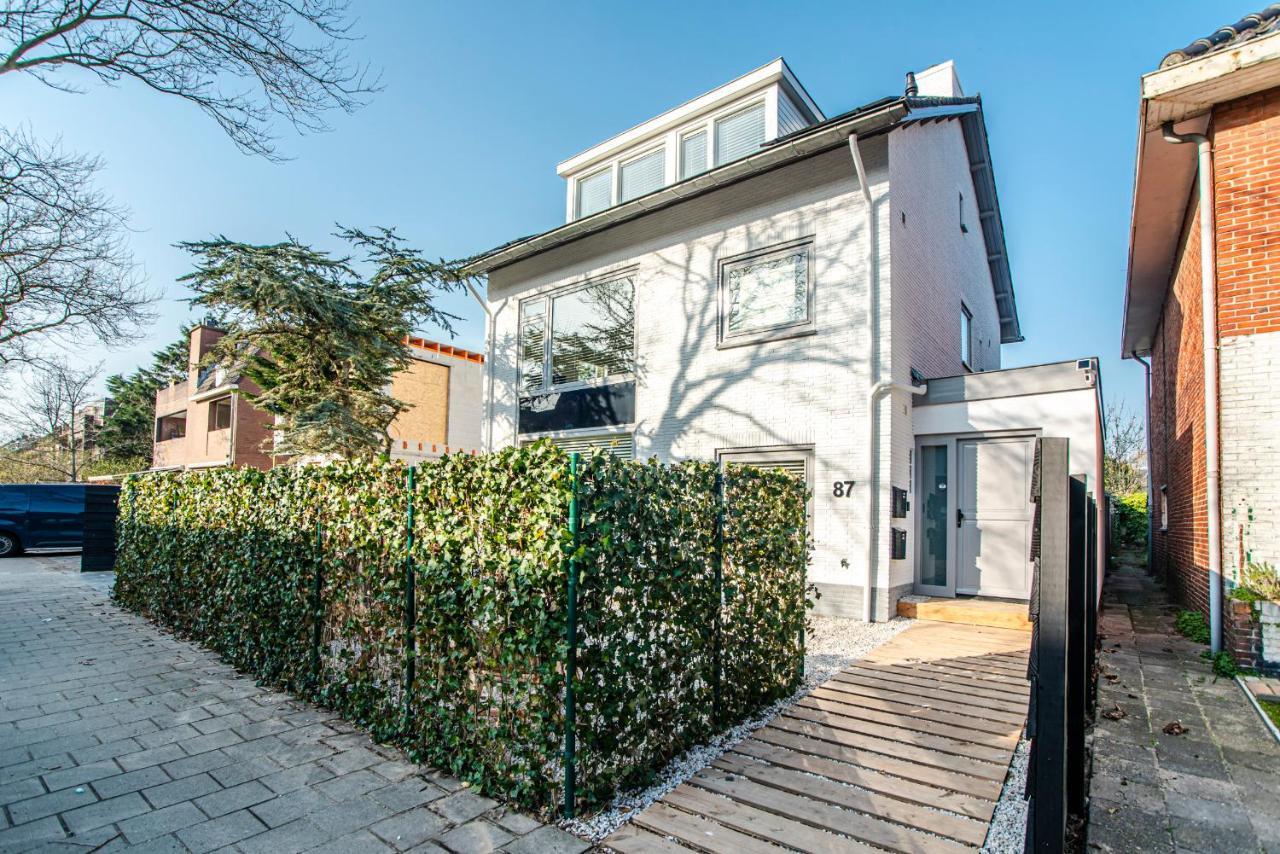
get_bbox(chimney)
[904,72,918,97]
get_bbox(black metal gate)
[81,484,121,572]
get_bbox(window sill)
[717,326,817,351]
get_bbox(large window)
[520,276,635,393]
[575,167,612,219]
[156,411,187,442]
[619,148,664,203]
[719,241,814,345]
[960,303,973,370]
[714,102,765,166]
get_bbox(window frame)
[517,270,638,395]
[208,396,232,432]
[679,128,708,181]
[960,302,974,371]
[617,144,666,204]
[717,443,815,533]
[713,99,767,167]
[574,165,615,220]
[717,238,817,349]
[155,411,187,442]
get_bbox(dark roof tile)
[1160,4,1280,67]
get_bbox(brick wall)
[1148,86,1280,665]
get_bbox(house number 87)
[832,481,855,497]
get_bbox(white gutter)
[1132,354,1155,576]
[848,133,929,622]
[1161,122,1222,654]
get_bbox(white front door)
[955,436,1034,599]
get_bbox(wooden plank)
[606,823,694,853]
[754,724,1003,801]
[769,715,1008,781]
[796,694,1019,747]
[879,659,1029,689]
[785,704,1015,765]
[896,598,1032,631]
[828,668,1029,716]
[690,766,975,854]
[810,682,1025,731]
[633,802,788,854]
[664,785,876,854]
[839,665,1029,706]
[731,738,996,822]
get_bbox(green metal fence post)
[563,452,581,820]
[797,514,807,688]
[310,520,324,693]
[712,470,725,726]
[403,465,417,734]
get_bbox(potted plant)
[1234,562,1280,670]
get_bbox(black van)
[0,484,94,557]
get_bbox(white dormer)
[558,58,824,222]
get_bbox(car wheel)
[0,533,21,557]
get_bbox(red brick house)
[1123,5,1280,666]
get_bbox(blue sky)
[6,1,1235,414]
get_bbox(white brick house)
[466,59,1103,620]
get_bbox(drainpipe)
[463,279,505,453]
[1132,354,1155,576]
[1162,121,1222,654]
[848,133,929,621]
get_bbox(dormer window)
[575,167,612,218]
[680,130,708,180]
[714,102,766,166]
[619,147,665,203]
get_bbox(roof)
[404,336,484,364]
[1122,7,1280,355]
[468,92,1022,344]
[1160,4,1280,68]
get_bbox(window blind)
[519,300,546,392]
[619,148,665,202]
[524,433,634,460]
[714,103,765,166]
[550,277,634,386]
[575,168,612,218]
[680,130,707,180]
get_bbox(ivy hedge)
[115,442,809,817]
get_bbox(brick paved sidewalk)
[0,556,588,854]
[1088,551,1280,853]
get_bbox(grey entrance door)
[955,436,1035,599]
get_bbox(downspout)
[1132,354,1154,576]
[848,133,928,622]
[1162,121,1222,654]
[463,279,505,453]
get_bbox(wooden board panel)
[664,786,873,853]
[897,597,1033,631]
[633,802,788,854]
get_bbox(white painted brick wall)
[1220,330,1280,580]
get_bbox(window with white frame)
[714,102,765,166]
[719,241,814,345]
[619,147,665,203]
[523,432,634,460]
[575,167,612,219]
[960,303,974,370]
[680,130,707,180]
[519,276,635,393]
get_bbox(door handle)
[956,508,965,529]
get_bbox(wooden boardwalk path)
[605,621,1030,853]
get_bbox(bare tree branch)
[0,0,380,158]
[0,358,101,481]
[0,127,153,367]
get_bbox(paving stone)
[176,809,269,853]
[500,825,591,854]
[313,768,386,801]
[0,816,65,848]
[432,790,498,825]
[370,806,450,850]
[311,829,396,853]
[118,742,188,772]
[490,808,541,836]
[119,801,207,844]
[142,771,222,809]
[248,785,331,828]
[40,759,122,792]
[193,779,273,818]
[234,816,337,854]
[91,764,171,799]
[436,819,512,853]
[368,777,447,812]
[8,784,99,825]
[61,791,151,834]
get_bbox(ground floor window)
[523,432,634,460]
[717,445,814,529]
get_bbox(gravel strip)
[982,736,1030,853]
[565,615,912,843]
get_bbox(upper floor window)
[619,148,665,203]
[714,102,765,166]
[680,130,708,180]
[520,276,635,393]
[719,241,814,346]
[208,397,232,431]
[960,303,973,370]
[575,167,612,218]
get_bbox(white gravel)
[565,615,912,842]
[981,736,1030,853]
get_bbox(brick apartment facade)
[1125,12,1280,667]
[153,327,484,471]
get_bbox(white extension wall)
[1220,330,1280,579]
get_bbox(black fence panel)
[1025,439,1098,852]
[81,485,120,572]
